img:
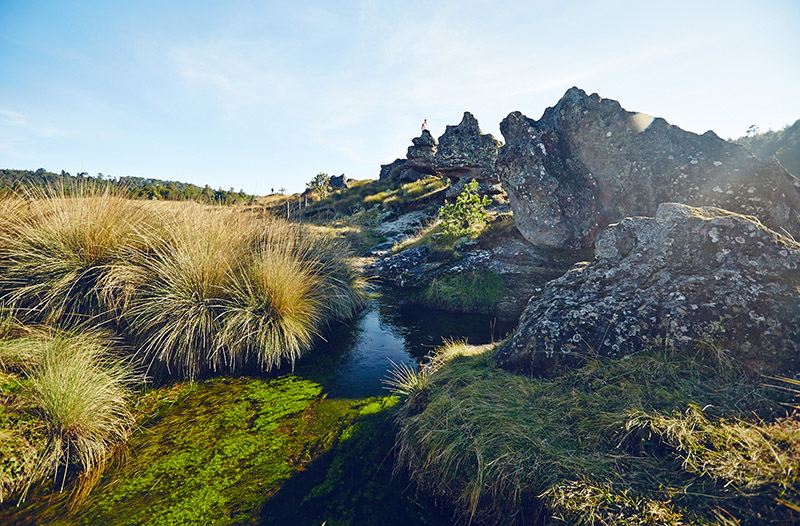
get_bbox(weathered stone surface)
[379,158,408,181]
[329,174,348,189]
[367,246,436,288]
[496,203,800,377]
[406,130,437,175]
[497,87,800,250]
[366,214,582,321]
[435,112,503,197]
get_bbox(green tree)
[306,173,331,197]
[438,179,492,237]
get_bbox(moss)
[0,375,451,525]
[261,396,453,526]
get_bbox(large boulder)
[495,203,800,377]
[497,87,800,250]
[435,112,503,197]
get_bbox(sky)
[1,0,798,195]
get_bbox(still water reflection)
[324,285,513,398]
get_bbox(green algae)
[0,375,429,526]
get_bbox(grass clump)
[418,270,506,314]
[394,344,799,525]
[0,186,155,326]
[0,187,364,381]
[0,329,135,502]
[123,207,363,379]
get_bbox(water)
[0,285,512,525]
[324,285,512,398]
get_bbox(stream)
[0,285,512,526]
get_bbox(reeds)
[123,207,363,379]
[0,186,156,326]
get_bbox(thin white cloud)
[0,109,68,138]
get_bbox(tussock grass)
[0,189,363,381]
[394,344,798,525]
[122,206,363,379]
[0,330,135,502]
[0,186,156,326]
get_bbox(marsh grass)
[0,188,363,381]
[0,330,135,502]
[123,206,363,379]
[394,344,798,525]
[418,270,506,314]
[0,186,156,327]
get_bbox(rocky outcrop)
[379,158,409,181]
[406,130,437,175]
[496,203,800,377]
[329,174,348,189]
[497,87,800,250]
[379,131,438,183]
[366,212,582,320]
[435,112,503,197]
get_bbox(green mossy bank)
[0,374,451,525]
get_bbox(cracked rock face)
[495,203,800,377]
[497,87,800,250]
[435,112,503,197]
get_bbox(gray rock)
[435,112,503,197]
[406,130,437,175]
[497,87,800,250]
[496,202,800,377]
[379,158,408,181]
[367,246,442,288]
[329,174,348,189]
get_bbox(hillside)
[735,119,800,176]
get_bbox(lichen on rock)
[496,202,800,377]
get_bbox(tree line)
[735,119,800,177]
[0,168,255,205]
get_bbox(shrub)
[438,179,492,238]
[306,173,331,198]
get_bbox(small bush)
[438,179,492,238]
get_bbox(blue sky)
[1,0,798,195]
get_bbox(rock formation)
[329,174,348,189]
[379,158,408,181]
[495,203,800,377]
[379,130,437,183]
[435,112,503,197]
[497,87,800,250]
[366,213,581,320]
[406,130,437,176]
